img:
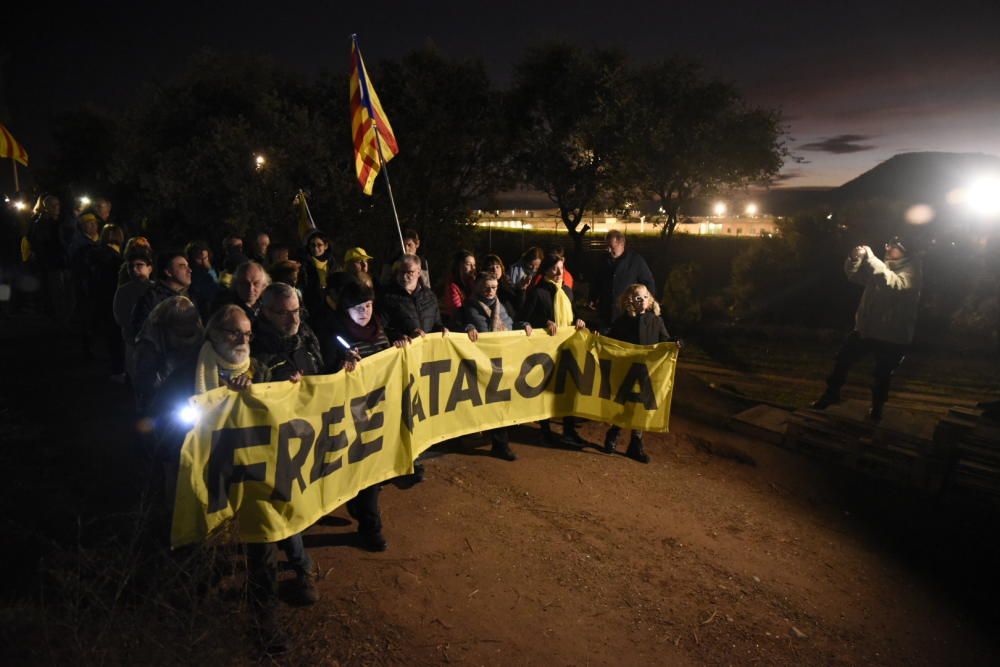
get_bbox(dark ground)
[2,312,999,665]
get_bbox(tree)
[111,52,357,246]
[364,47,510,262]
[625,59,785,240]
[508,44,632,253]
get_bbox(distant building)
[472,209,780,238]
[673,215,779,237]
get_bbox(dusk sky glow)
[4,0,999,189]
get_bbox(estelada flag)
[349,35,398,195]
[0,123,29,166]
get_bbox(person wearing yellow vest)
[518,252,588,446]
[301,231,338,317]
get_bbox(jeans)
[246,533,312,607]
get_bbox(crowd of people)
[12,192,676,653]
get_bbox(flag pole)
[298,189,317,230]
[353,34,406,256]
[371,125,406,255]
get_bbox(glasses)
[269,307,302,318]
[632,294,649,302]
[221,328,253,342]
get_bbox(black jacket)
[208,288,258,322]
[131,281,188,336]
[593,249,656,324]
[518,281,574,329]
[378,282,444,340]
[607,310,672,346]
[251,318,324,380]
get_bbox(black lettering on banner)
[348,387,386,464]
[598,359,613,400]
[614,363,658,410]
[401,374,426,433]
[445,359,483,412]
[485,357,510,403]
[310,406,348,483]
[514,353,555,398]
[555,349,595,395]
[272,419,316,502]
[207,426,270,513]
[420,360,452,416]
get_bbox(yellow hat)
[344,247,374,263]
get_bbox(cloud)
[799,134,877,154]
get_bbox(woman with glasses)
[601,284,677,463]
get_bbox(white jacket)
[845,247,921,345]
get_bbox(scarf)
[547,279,573,327]
[343,315,384,343]
[476,297,508,332]
[194,340,251,394]
[311,256,329,289]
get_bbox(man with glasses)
[591,230,655,329]
[379,254,446,341]
[248,284,325,653]
[811,236,922,422]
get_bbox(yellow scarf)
[547,279,573,327]
[194,341,251,394]
[311,257,329,289]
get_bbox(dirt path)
[281,419,998,666]
[2,316,996,666]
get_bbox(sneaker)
[810,392,841,410]
[289,571,319,606]
[361,531,388,552]
[491,443,517,461]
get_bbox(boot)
[491,442,517,461]
[810,390,841,410]
[867,402,884,423]
[253,603,289,656]
[360,530,388,552]
[540,422,562,446]
[625,434,650,464]
[603,428,619,455]
[288,571,319,606]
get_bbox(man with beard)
[252,282,323,380]
[151,303,316,655]
[811,237,922,422]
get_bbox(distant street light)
[79,195,92,208]
[254,154,267,172]
[745,203,758,216]
[713,202,727,216]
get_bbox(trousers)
[825,331,907,406]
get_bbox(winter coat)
[131,281,188,338]
[593,249,656,324]
[251,317,324,380]
[378,282,444,340]
[607,310,672,346]
[461,298,518,333]
[518,280,574,329]
[845,248,921,345]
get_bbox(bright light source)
[744,203,758,216]
[965,176,1000,216]
[713,202,727,216]
[905,204,935,225]
[12,200,27,211]
[79,196,92,208]
[175,404,201,426]
[254,154,267,171]
[826,213,833,220]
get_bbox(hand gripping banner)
[171,329,679,547]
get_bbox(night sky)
[4,0,999,189]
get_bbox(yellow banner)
[171,329,678,547]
